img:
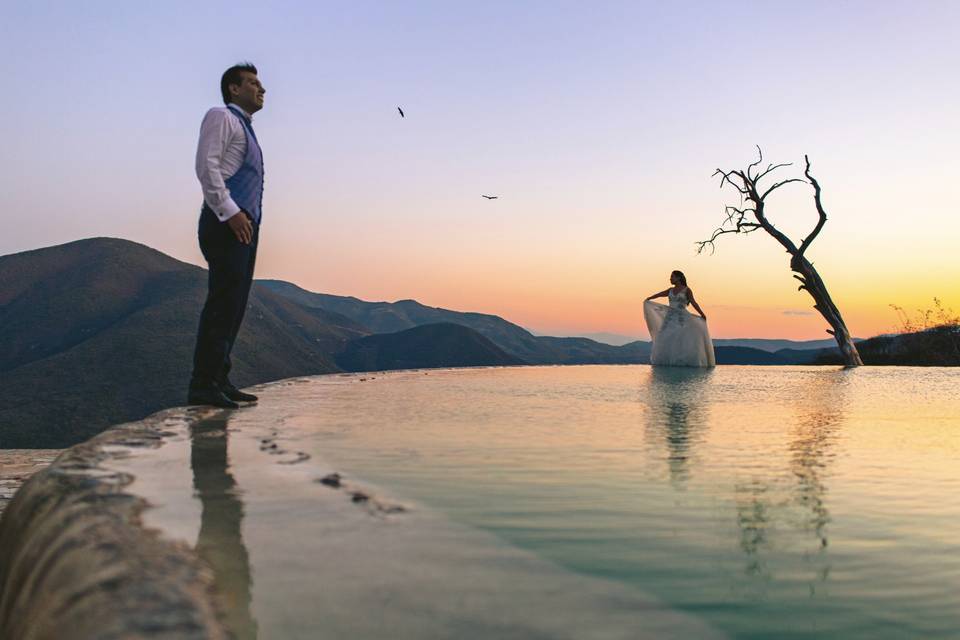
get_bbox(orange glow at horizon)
[237,173,960,341]
[250,226,958,341]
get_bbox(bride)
[644,270,715,367]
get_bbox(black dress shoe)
[221,385,258,403]
[187,387,240,409]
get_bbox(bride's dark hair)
[671,270,687,286]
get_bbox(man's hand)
[227,211,253,245]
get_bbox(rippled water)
[288,365,960,639]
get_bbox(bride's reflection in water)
[190,416,258,639]
[643,366,714,488]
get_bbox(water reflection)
[644,367,713,488]
[788,369,850,590]
[190,416,258,639]
[732,481,774,595]
[732,369,850,598]
[641,365,850,599]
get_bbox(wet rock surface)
[0,450,62,519]
[0,411,228,640]
[314,472,407,514]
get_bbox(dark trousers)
[191,205,259,390]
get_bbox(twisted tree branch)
[754,162,793,182]
[746,145,763,181]
[798,155,828,257]
[698,148,862,366]
[696,221,761,254]
[760,177,805,201]
[713,168,750,194]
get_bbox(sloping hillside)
[0,238,362,447]
[336,323,526,372]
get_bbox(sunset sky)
[2,1,958,340]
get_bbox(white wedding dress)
[644,289,716,367]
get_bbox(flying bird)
[481,195,498,200]
[397,106,404,118]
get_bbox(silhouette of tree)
[698,148,863,366]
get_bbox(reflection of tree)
[787,370,850,588]
[644,367,713,488]
[731,369,849,596]
[191,416,258,639]
[733,480,773,592]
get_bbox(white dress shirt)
[195,103,254,221]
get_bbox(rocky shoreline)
[0,410,228,639]
[0,450,62,518]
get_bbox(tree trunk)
[703,151,864,367]
[791,255,863,366]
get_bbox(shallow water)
[124,365,959,639]
[286,365,960,639]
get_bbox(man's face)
[230,71,265,114]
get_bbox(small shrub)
[888,299,960,365]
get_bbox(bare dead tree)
[698,147,863,366]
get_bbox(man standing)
[188,63,266,408]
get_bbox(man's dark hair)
[220,62,258,105]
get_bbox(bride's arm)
[645,289,670,301]
[687,288,707,320]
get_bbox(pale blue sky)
[2,1,958,337]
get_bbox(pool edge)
[0,406,229,640]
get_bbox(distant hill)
[260,280,651,365]
[809,329,959,366]
[336,323,526,372]
[0,239,556,448]
[580,332,643,346]
[771,348,833,365]
[532,331,642,346]
[260,282,915,367]
[0,238,363,448]
[713,338,858,353]
[7,238,950,449]
[534,336,650,364]
[714,346,790,365]
[538,336,850,351]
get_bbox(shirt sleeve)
[195,109,242,221]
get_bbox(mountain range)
[258,280,652,365]
[2,238,654,446]
[0,239,364,447]
[2,237,911,448]
[532,334,848,352]
[711,338,854,352]
[335,323,524,372]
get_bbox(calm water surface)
[290,365,960,639]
